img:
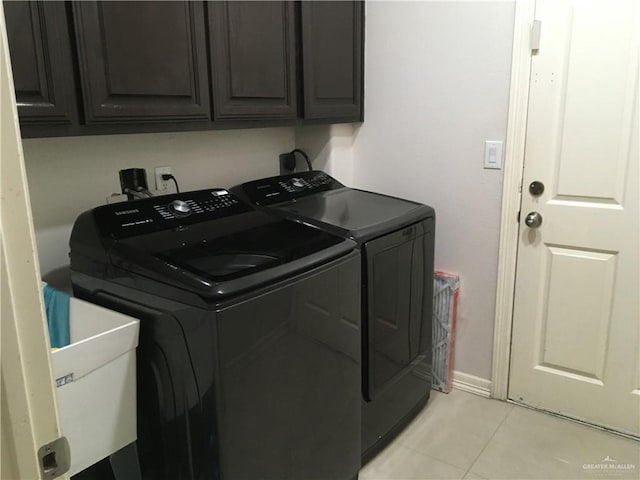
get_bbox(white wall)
[22,128,295,274]
[345,1,516,381]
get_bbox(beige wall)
[22,1,517,384]
[295,124,355,181]
[346,1,516,381]
[22,128,295,274]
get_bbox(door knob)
[524,212,543,228]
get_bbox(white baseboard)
[452,370,492,398]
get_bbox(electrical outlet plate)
[155,166,172,191]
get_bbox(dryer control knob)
[292,178,305,188]
[169,200,191,216]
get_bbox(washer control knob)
[291,178,305,188]
[169,200,191,216]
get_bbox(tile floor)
[360,389,640,480]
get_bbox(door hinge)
[517,210,521,223]
[531,20,541,54]
[38,437,70,479]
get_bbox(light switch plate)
[484,141,503,169]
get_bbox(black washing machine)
[232,171,436,462]
[69,188,362,480]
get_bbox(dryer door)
[363,220,432,400]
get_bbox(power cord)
[138,187,154,197]
[124,186,153,199]
[162,174,180,193]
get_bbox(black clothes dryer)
[69,188,362,480]
[232,171,436,462]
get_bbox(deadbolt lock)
[529,181,545,196]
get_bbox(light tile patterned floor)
[360,389,640,480]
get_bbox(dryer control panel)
[238,171,344,206]
[94,189,252,239]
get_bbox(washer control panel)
[239,171,343,206]
[94,189,251,239]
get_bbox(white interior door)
[509,0,639,436]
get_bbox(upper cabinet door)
[208,1,297,120]
[301,1,363,121]
[72,1,210,124]
[3,1,78,126]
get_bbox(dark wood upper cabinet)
[208,1,297,120]
[3,1,78,126]
[72,1,210,124]
[5,1,364,137]
[301,1,363,121]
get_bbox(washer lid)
[152,218,344,282]
[70,190,356,300]
[275,188,434,242]
[137,218,356,299]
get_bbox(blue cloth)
[43,285,71,348]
